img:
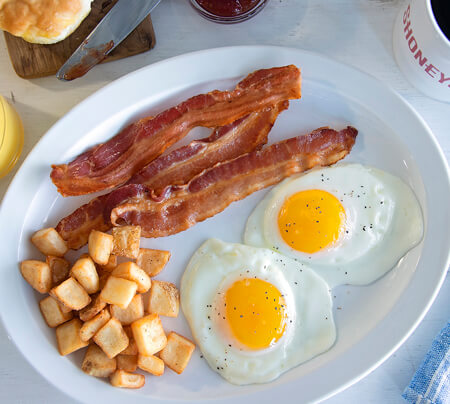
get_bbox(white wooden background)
[0,0,448,403]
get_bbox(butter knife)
[57,0,162,81]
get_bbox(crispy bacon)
[125,102,288,189]
[110,126,358,237]
[56,104,288,249]
[51,65,301,196]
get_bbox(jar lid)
[0,96,24,178]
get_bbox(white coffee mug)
[393,0,450,102]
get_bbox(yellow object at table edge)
[0,96,24,178]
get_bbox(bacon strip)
[51,65,301,196]
[56,104,288,249]
[110,126,358,237]
[125,102,288,189]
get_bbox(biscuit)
[0,0,93,44]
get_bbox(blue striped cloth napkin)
[403,321,450,404]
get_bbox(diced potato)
[159,332,195,374]
[82,344,117,378]
[88,230,113,266]
[111,262,150,293]
[93,318,129,359]
[100,255,117,272]
[122,326,138,355]
[138,354,164,376]
[39,295,73,327]
[57,301,73,314]
[117,354,138,372]
[50,277,91,310]
[148,280,179,318]
[100,276,137,309]
[20,260,52,293]
[70,257,99,294]
[46,256,70,285]
[110,294,144,326]
[55,318,89,356]
[109,370,145,389]
[79,293,107,321]
[31,228,68,257]
[80,309,111,342]
[112,226,141,259]
[136,248,170,277]
[131,314,167,356]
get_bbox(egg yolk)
[278,189,345,254]
[225,278,287,350]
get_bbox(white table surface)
[0,0,449,403]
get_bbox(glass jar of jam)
[0,96,24,178]
[190,0,269,23]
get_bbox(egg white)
[244,164,424,287]
[180,238,336,385]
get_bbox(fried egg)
[180,238,336,385]
[244,164,424,287]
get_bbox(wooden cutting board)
[4,0,156,79]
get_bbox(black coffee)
[431,0,450,41]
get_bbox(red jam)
[196,0,261,17]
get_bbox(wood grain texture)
[3,0,156,79]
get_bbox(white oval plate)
[0,46,449,404]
